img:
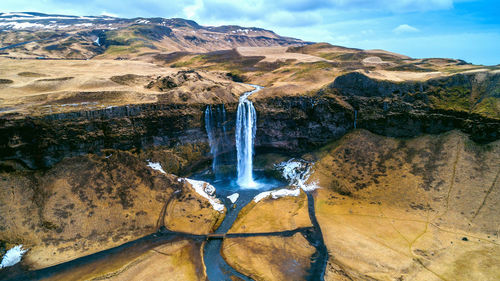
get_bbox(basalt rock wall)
[0,104,211,169]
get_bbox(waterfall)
[205,104,230,178]
[354,109,357,129]
[236,85,261,188]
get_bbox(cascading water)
[204,104,230,178]
[235,85,262,188]
[354,109,357,129]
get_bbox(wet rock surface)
[253,94,352,152]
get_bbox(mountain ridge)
[0,12,310,59]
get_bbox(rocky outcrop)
[253,71,499,152]
[145,70,203,91]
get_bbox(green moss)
[428,86,472,112]
[105,45,140,55]
[318,52,344,60]
[289,61,336,79]
[105,30,136,45]
[472,97,500,119]
[171,55,204,68]
[104,27,160,56]
[387,64,434,72]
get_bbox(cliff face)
[0,104,209,169]
[0,95,352,170]
[331,71,500,143]
[254,70,499,152]
[0,72,498,170]
[253,95,352,151]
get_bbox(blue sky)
[1,0,499,65]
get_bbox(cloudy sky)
[2,0,499,65]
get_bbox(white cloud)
[393,24,420,33]
[183,0,204,19]
[354,31,500,65]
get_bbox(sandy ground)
[219,191,314,280]
[364,49,412,59]
[107,240,205,281]
[361,69,445,81]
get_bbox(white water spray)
[235,85,262,188]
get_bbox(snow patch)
[184,178,224,212]
[74,23,93,27]
[0,20,95,30]
[227,193,239,203]
[0,22,50,29]
[0,12,34,17]
[253,188,300,203]
[275,159,319,192]
[147,161,165,174]
[0,245,28,269]
[0,16,82,21]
